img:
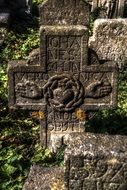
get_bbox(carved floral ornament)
[15,74,112,112]
[43,75,84,112]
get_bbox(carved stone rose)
[43,74,84,112]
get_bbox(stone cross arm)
[8,26,118,112]
[8,64,117,112]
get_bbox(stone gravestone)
[8,0,117,152]
[64,134,127,190]
[89,19,127,69]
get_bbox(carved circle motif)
[43,74,84,112]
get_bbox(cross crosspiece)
[8,0,118,151]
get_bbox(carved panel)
[40,0,90,25]
[46,36,82,72]
[89,19,127,69]
[80,66,117,110]
[43,74,84,112]
[10,66,117,111]
[46,108,85,152]
[67,159,127,190]
[40,25,88,71]
[64,134,127,190]
[14,72,47,108]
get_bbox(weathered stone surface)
[23,165,64,190]
[23,133,127,190]
[90,0,126,18]
[8,0,118,152]
[89,19,127,69]
[64,133,127,190]
[40,0,90,25]
[27,48,40,66]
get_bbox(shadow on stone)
[86,113,127,136]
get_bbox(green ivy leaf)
[1,164,17,176]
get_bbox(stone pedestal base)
[64,133,127,190]
[23,165,64,190]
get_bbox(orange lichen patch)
[107,158,119,165]
[31,111,45,119]
[75,109,87,121]
[51,178,64,190]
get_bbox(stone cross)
[8,0,118,152]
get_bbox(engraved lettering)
[48,124,55,131]
[15,73,25,81]
[48,37,59,48]
[47,36,82,72]
[49,122,82,132]
[47,49,58,60]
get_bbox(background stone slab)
[64,133,127,190]
[40,0,90,26]
[89,19,127,69]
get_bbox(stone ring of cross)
[43,74,84,112]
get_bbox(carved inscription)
[89,19,127,68]
[14,71,114,110]
[48,122,83,132]
[13,69,115,112]
[67,157,127,190]
[40,0,89,25]
[15,72,49,82]
[47,110,85,133]
[47,36,82,72]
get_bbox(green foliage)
[33,0,44,4]
[31,144,65,167]
[0,1,47,189]
[1,29,39,61]
[86,70,127,134]
[0,112,38,190]
[55,145,66,167]
[31,145,52,165]
[117,72,127,114]
[0,66,7,109]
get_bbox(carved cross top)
[8,0,117,150]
